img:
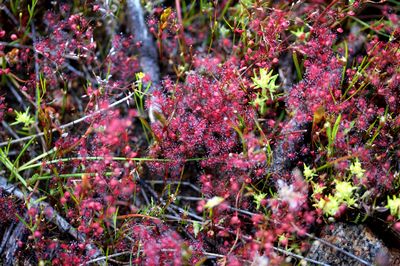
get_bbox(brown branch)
[126,0,161,122]
[0,218,26,265]
[126,0,160,86]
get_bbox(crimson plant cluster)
[0,0,399,265]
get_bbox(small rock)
[306,223,399,266]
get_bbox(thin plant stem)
[18,156,208,171]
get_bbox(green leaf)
[13,136,36,169]
[253,192,267,210]
[204,196,224,209]
[251,68,279,100]
[0,148,28,188]
[332,114,342,142]
[193,221,202,237]
[303,163,317,180]
[33,196,47,204]
[349,158,365,180]
[10,107,35,131]
[386,195,400,219]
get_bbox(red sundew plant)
[149,60,256,175]
[288,26,343,118]
[0,0,399,265]
[106,34,141,83]
[0,189,22,224]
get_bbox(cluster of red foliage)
[0,0,399,265]
[0,189,21,224]
[149,58,255,175]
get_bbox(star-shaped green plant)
[251,68,280,115]
[11,107,35,131]
[314,180,357,217]
[303,163,317,180]
[387,195,400,219]
[252,68,279,100]
[349,158,365,180]
[253,192,268,210]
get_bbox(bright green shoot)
[0,147,28,188]
[11,107,35,131]
[133,72,153,143]
[325,114,341,157]
[386,195,400,219]
[251,68,280,115]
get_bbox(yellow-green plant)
[315,180,357,217]
[386,195,400,219]
[349,158,366,180]
[11,107,35,131]
[251,68,280,115]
